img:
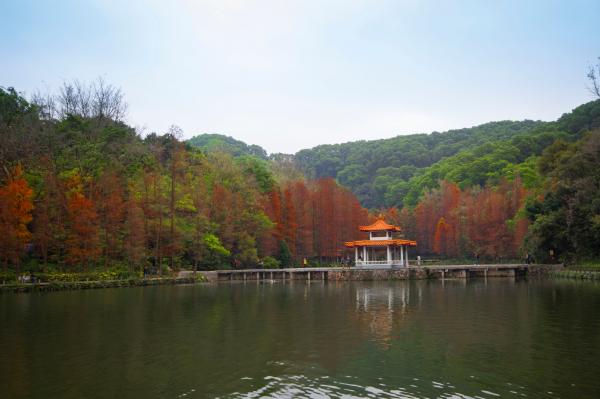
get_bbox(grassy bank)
[0,275,207,293]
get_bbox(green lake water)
[1,279,600,398]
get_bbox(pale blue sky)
[1,0,599,153]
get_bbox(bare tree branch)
[58,81,77,118]
[587,57,600,99]
[46,77,128,121]
[31,90,56,120]
[74,80,92,118]
[92,77,127,121]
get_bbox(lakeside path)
[199,263,564,282]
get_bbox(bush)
[36,267,140,282]
[0,270,17,283]
[160,264,172,275]
[262,256,280,269]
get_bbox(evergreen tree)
[277,240,293,268]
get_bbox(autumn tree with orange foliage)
[282,187,297,255]
[0,165,34,273]
[260,178,368,265]
[65,174,101,270]
[96,171,125,268]
[32,161,67,268]
[288,180,314,259]
[408,179,529,260]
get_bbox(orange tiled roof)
[359,218,401,232]
[344,239,417,247]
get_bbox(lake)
[1,278,599,398]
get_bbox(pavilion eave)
[344,239,417,248]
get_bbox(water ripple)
[221,374,510,399]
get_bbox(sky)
[1,0,599,154]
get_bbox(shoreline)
[1,264,568,294]
[548,269,600,280]
[0,276,205,294]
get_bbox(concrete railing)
[356,260,405,265]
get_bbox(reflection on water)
[1,279,600,398]
[353,284,411,349]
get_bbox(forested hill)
[293,101,600,208]
[187,134,268,159]
[186,101,600,210]
[1,83,599,269]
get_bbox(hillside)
[2,84,599,269]
[292,101,600,208]
[186,101,600,210]
[187,101,600,210]
[187,133,268,159]
[0,86,368,274]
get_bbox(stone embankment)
[200,264,564,283]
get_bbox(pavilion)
[344,218,417,268]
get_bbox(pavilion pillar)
[405,246,409,267]
[386,245,391,264]
[400,245,404,266]
[355,247,358,264]
[363,246,367,263]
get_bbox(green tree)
[525,130,600,262]
[277,240,293,268]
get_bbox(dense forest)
[293,102,600,209]
[1,72,600,276]
[189,102,600,264]
[188,100,600,263]
[0,82,368,276]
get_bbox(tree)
[65,173,100,271]
[0,165,34,273]
[526,130,600,261]
[55,78,127,121]
[235,232,260,267]
[143,168,167,272]
[96,171,125,268]
[124,200,146,271]
[33,161,67,269]
[433,217,452,256]
[588,57,600,99]
[166,129,187,270]
[290,180,314,259]
[260,188,283,257]
[277,240,293,268]
[282,187,297,255]
[190,161,209,273]
[200,233,231,269]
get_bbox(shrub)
[0,270,17,283]
[262,256,280,269]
